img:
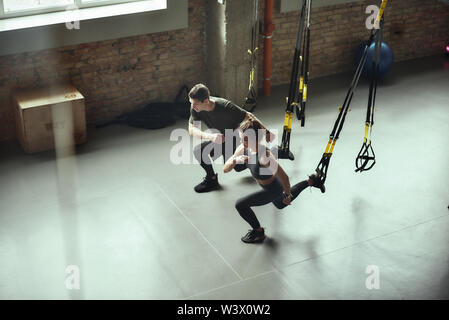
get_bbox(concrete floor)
[0,55,448,300]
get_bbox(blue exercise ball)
[355,41,394,80]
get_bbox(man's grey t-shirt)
[189,97,247,134]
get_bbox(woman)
[223,118,325,243]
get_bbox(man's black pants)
[193,137,246,176]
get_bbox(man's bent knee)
[193,143,203,161]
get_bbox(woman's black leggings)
[235,177,309,229]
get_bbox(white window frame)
[0,0,183,56]
[0,0,167,33]
[0,0,146,19]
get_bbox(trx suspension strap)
[355,12,385,172]
[275,0,311,160]
[243,0,260,112]
[314,0,388,186]
[296,0,312,126]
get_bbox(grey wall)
[0,0,187,56]
[206,0,226,97]
[223,0,254,104]
[206,0,256,104]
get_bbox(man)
[188,83,273,193]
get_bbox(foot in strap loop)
[309,170,326,193]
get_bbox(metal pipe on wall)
[263,0,274,96]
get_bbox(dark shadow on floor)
[240,176,257,185]
[264,237,279,251]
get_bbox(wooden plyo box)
[13,85,87,153]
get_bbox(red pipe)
[263,0,274,96]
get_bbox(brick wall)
[257,0,449,87]
[0,0,207,142]
[0,0,448,142]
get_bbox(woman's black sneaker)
[308,172,326,193]
[194,174,219,193]
[241,228,266,243]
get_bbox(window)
[3,1,73,13]
[0,0,180,56]
[0,0,146,19]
